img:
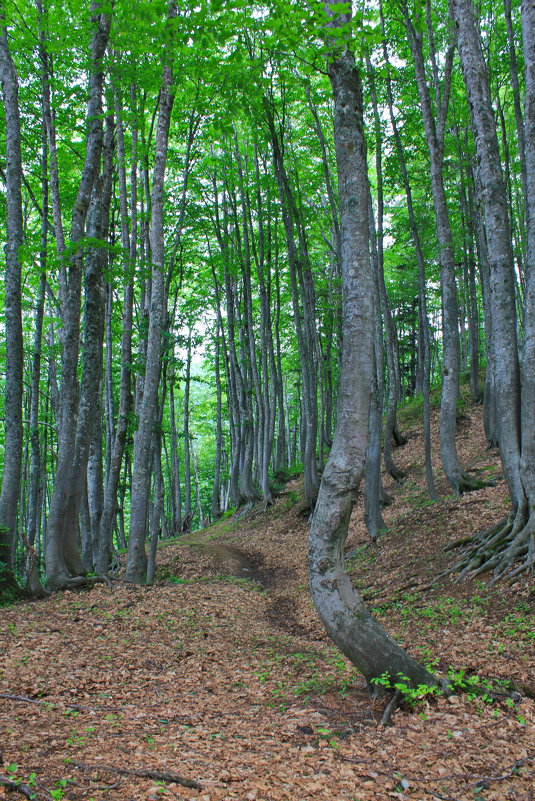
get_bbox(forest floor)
[1,395,534,801]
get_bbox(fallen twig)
[0,692,194,722]
[0,692,122,714]
[70,760,202,789]
[471,757,533,788]
[0,775,48,800]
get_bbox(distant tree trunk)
[25,127,48,594]
[267,110,319,506]
[169,376,182,533]
[96,85,137,574]
[309,5,438,691]
[364,193,387,540]
[211,323,223,520]
[192,447,203,527]
[402,1,482,494]
[183,329,193,522]
[126,4,177,583]
[504,0,528,240]
[380,22,437,499]
[273,266,288,473]
[367,52,406,485]
[0,8,25,595]
[147,429,165,584]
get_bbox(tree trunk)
[43,4,111,589]
[309,7,438,691]
[402,1,482,494]
[96,85,137,574]
[447,0,534,578]
[126,4,177,582]
[0,7,25,596]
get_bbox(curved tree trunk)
[309,7,438,691]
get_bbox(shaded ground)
[1,397,534,800]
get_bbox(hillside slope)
[1,399,533,801]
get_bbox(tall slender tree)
[0,2,25,595]
[309,2,438,690]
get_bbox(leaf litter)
[1,399,533,801]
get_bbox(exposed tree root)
[444,512,535,582]
[48,574,113,592]
[70,760,202,789]
[392,423,408,447]
[379,689,402,726]
[0,776,46,800]
[453,470,494,495]
[385,462,407,484]
[0,568,30,603]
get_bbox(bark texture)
[126,3,178,582]
[447,0,534,579]
[0,5,25,596]
[309,8,437,690]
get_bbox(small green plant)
[316,725,339,748]
[370,672,441,707]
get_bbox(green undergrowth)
[252,640,360,712]
[157,567,267,593]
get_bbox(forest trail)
[1,399,534,801]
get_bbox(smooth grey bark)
[52,116,112,578]
[169,377,182,533]
[273,265,288,473]
[96,85,137,574]
[126,4,177,582]
[183,330,193,522]
[250,144,276,504]
[364,192,388,540]
[309,6,438,691]
[147,428,166,584]
[25,274,47,592]
[380,16,437,500]
[266,106,320,506]
[0,5,25,595]
[402,0,483,494]
[458,154,481,403]
[504,0,528,237]
[366,50,406,485]
[210,183,246,507]
[37,0,67,305]
[43,3,111,589]
[518,0,535,573]
[211,323,223,520]
[234,138,265,503]
[447,0,534,578]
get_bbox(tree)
[0,1,25,596]
[125,0,178,583]
[308,2,438,691]
[44,0,112,590]
[401,0,483,495]
[448,0,534,579]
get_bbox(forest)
[1,0,535,797]
[0,0,534,689]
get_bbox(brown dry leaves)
[1,400,534,801]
